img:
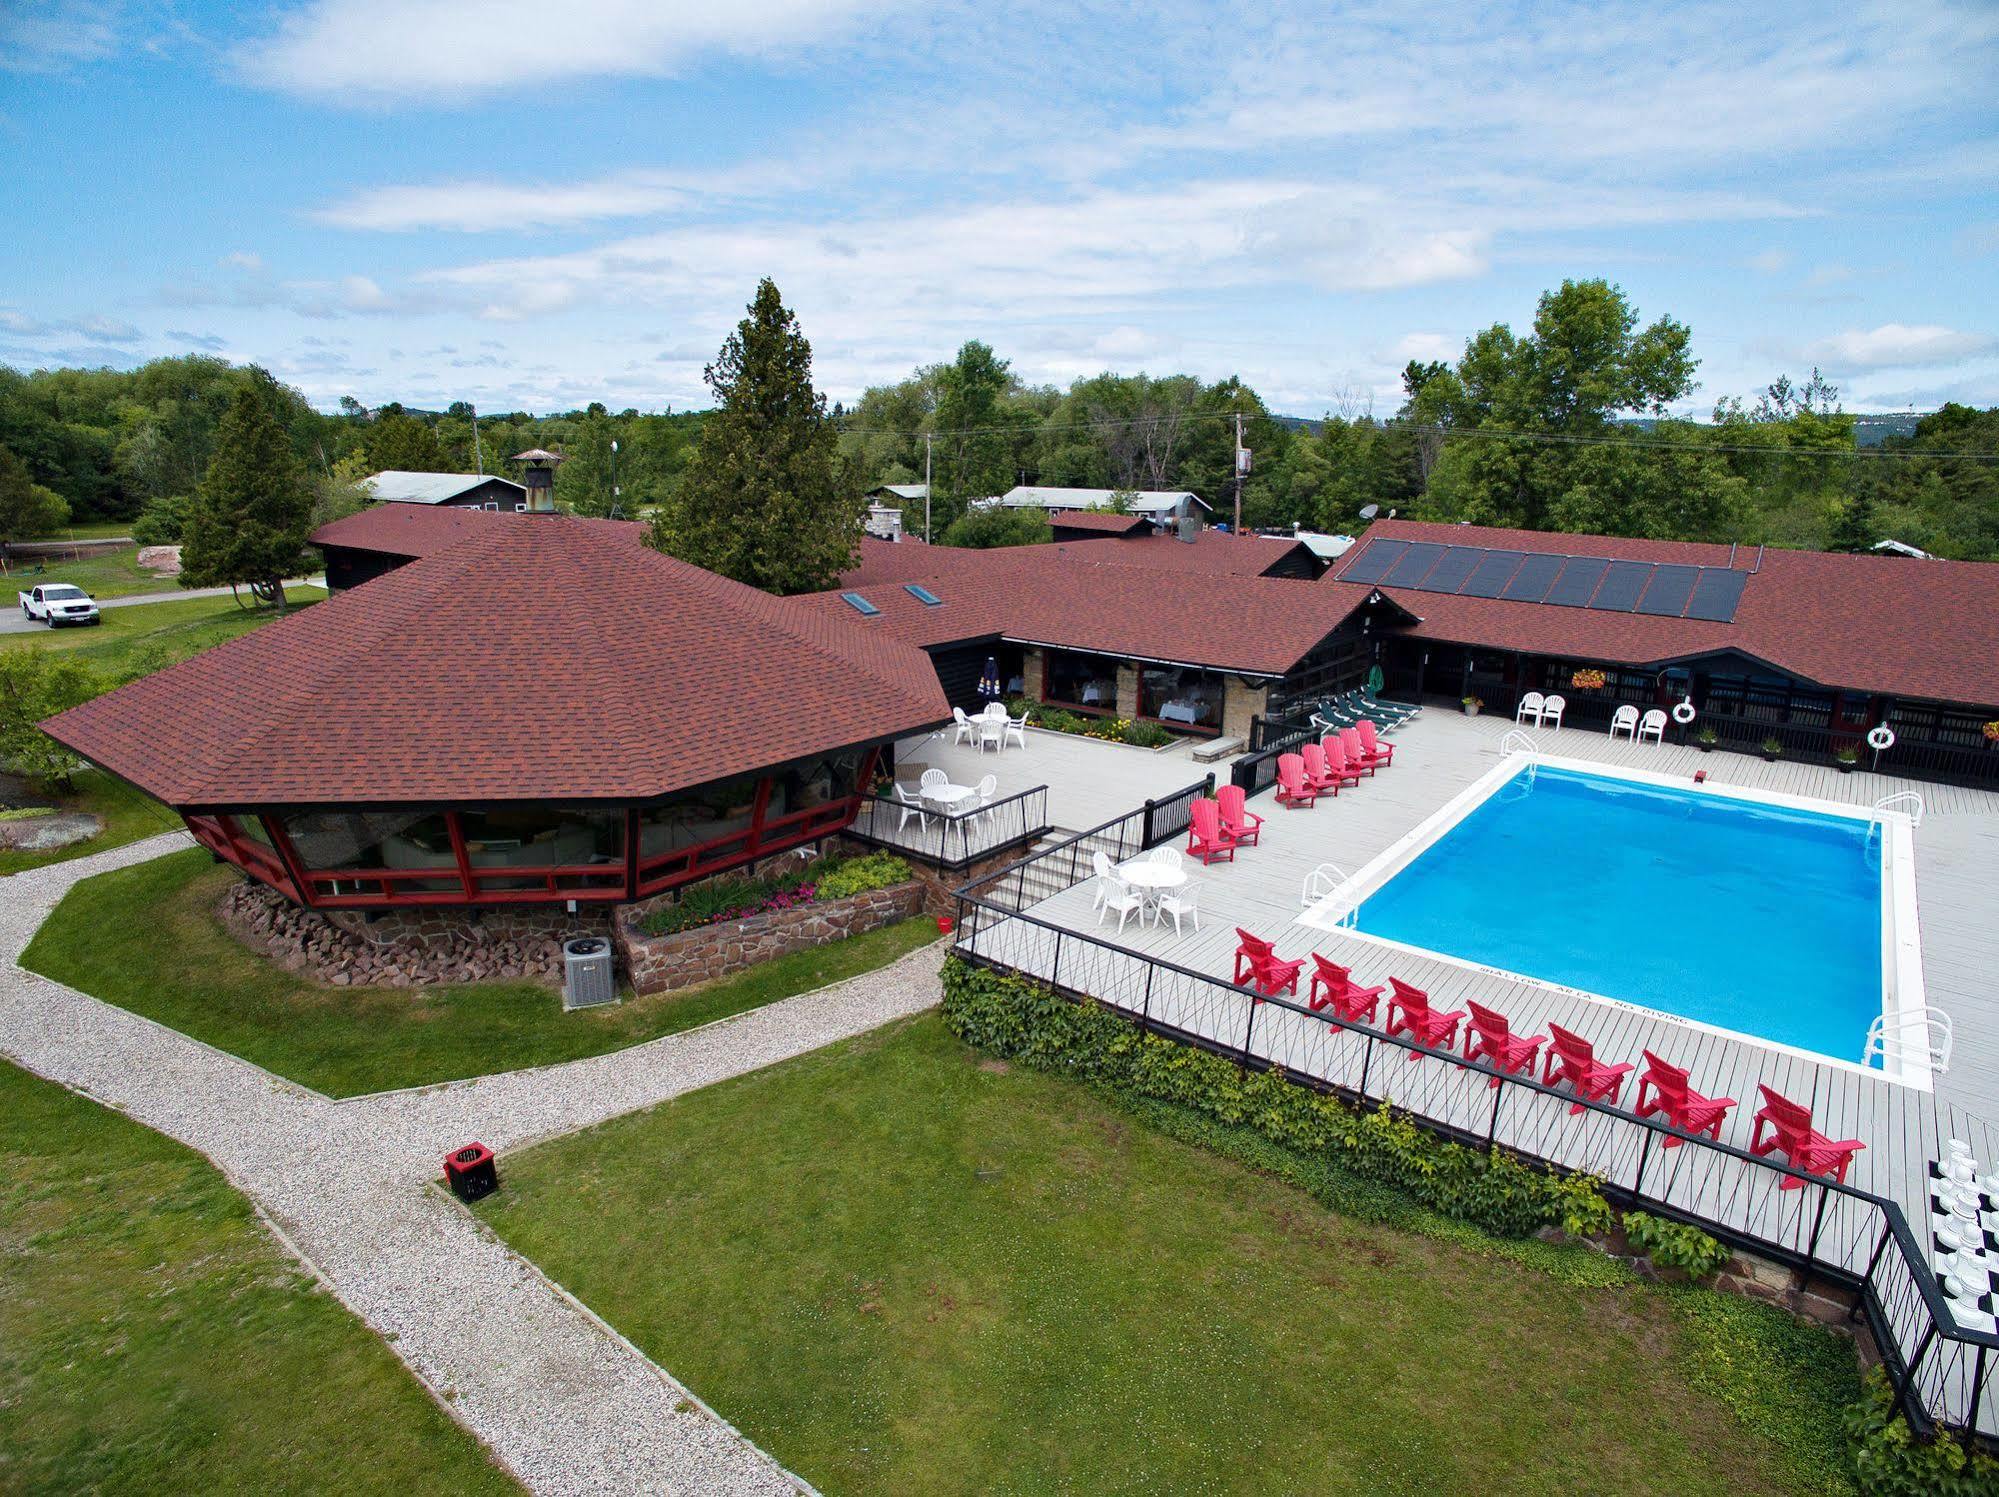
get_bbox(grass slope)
[479,1013,1859,1496]
[0,584,325,674]
[0,770,182,877]
[23,849,940,1096]
[4,543,176,599]
[0,1059,515,1493]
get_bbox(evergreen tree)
[365,409,449,472]
[0,444,70,555]
[179,377,313,612]
[1826,490,1879,554]
[650,279,859,594]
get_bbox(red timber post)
[261,813,317,908]
[746,776,774,857]
[444,812,477,901]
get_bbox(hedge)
[941,955,1614,1240]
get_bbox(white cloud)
[317,173,700,232]
[0,309,140,342]
[235,0,908,101]
[1392,332,1461,365]
[1803,324,1998,370]
[1748,249,1792,274]
[0,1,117,73]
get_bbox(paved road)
[0,578,327,635]
[0,834,944,1493]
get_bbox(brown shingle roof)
[48,515,947,808]
[1335,520,1999,705]
[313,502,542,559]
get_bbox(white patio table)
[1117,859,1187,923]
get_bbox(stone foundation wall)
[218,878,606,988]
[614,879,926,995]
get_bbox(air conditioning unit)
[561,936,617,1010]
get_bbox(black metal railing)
[954,777,1214,918]
[1231,719,1316,796]
[848,785,1050,869]
[945,890,1997,1441]
[1247,712,1316,754]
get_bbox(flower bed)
[637,851,911,937]
[1004,697,1174,749]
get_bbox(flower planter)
[1837,761,1856,775]
[1462,703,1481,717]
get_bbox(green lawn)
[0,1058,515,1493]
[0,583,325,676]
[23,848,942,1096]
[0,769,182,877]
[4,542,173,600]
[479,1014,1860,1496]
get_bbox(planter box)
[1025,723,1181,755]
[614,879,926,996]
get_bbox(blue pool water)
[1349,766,1884,1064]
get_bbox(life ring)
[1671,699,1696,726]
[1867,724,1896,752]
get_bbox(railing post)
[1804,1183,1831,1271]
[1239,995,1258,1068]
[1631,1128,1655,1199]
[1853,1224,1893,1322]
[1049,928,1063,994]
[1485,1082,1504,1146]
[1357,1032,1376,1099]
[1895,1324,1938,1424]
[1140,962,1155,1033]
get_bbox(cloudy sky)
[3,0,1996,416]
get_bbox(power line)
[832,407,1996,461]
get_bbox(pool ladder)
[1865,1007,1954,1076]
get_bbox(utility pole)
[1232,411,1245,536]
[924,433,934,544]
[609,438,620,519]
[470,406,485,475]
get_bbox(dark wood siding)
[321,544,415,593]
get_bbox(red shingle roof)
[48,515,948,807]
[313,502,536,559]
[1334,520,1999,705]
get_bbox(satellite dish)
[1358,504,1380,520]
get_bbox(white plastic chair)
[1147,845,1184,872]
[1091,849,1116,912]
[1155,877,1201,937]
[978,715,1004,753]
[1003,711,1029,750]
[893,783,930,833]
[952,706,976,745]
[1515,691,1545,726]
[1098,874,1145,934]
[1540,693,1566,730]
[1637,708,1667,744]
[1608,704,1639,740]
[920,767,949,796]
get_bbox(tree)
[939,505,1051,548]
[649,279,860,594]
[930,341,1041,530]
[1826,491,1879,554]
[0,444,71,554]
[0,651,106,790]
[179,377,314,611]
[365,410,448,472]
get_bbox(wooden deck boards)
[952,708,1999,1429]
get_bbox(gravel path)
[0,833,946,1494]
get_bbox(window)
[282,809,464,896]
[457,807,625,892]
[841,592,880,617]
[514,501,527,512]
[482,501,500,511]
[1138,666,1223,731]
[904,584,942,606]
[638,776,762,863]
[1043,649,1116,711]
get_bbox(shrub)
[815,851,912,900]
[940,957,1612,1239]
[1622,1210,1732,1279]
[0,652,108,790]
[1122,720,1174,748]
[131,493,193,546]
[1844,1367,1999,1496]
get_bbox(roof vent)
[840,592,880,617]
[1177,516,1198,543]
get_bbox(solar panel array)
[1341,539,1750,623]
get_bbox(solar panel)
[1383,541,1448,588]
[1459,549,1526,598]
[840,591,880,617]
[1341,538,1407,584]
[1497,552,1565,602]
[1589,560,1655,613]
[1412,545,1482,594]
[1635,564,1700,617]
[1685,567,1749,623]
[903,584,942,606]
[1544,557,1610,608]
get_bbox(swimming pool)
[1297,757,1924,1079]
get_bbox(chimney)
[510,448,564,514]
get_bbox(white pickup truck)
[19,583,101,627]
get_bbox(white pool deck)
[915,710,1999,1426]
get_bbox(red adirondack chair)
[1339,726,1386,775]
[1635,1051,1737,1147]
[1541,1022,1634,1114]
[1308,954,1384,1024]
[1385,977,1465,1060]
[1187,797,1240,863]
[1355,718,1395,767]
[1316,735,1364,790]
[1215,783,1264,847]
[1462,999,1546,1087]
[1233,928,1304,998]
[1750,1085,1865,1189]
[1300,742,1342,794]
[1274,753,1318,809]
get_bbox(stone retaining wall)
[615,879,926,996]
[218,878,607,988]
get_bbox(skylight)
[840,591,880,617]
[904,584,942,606]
